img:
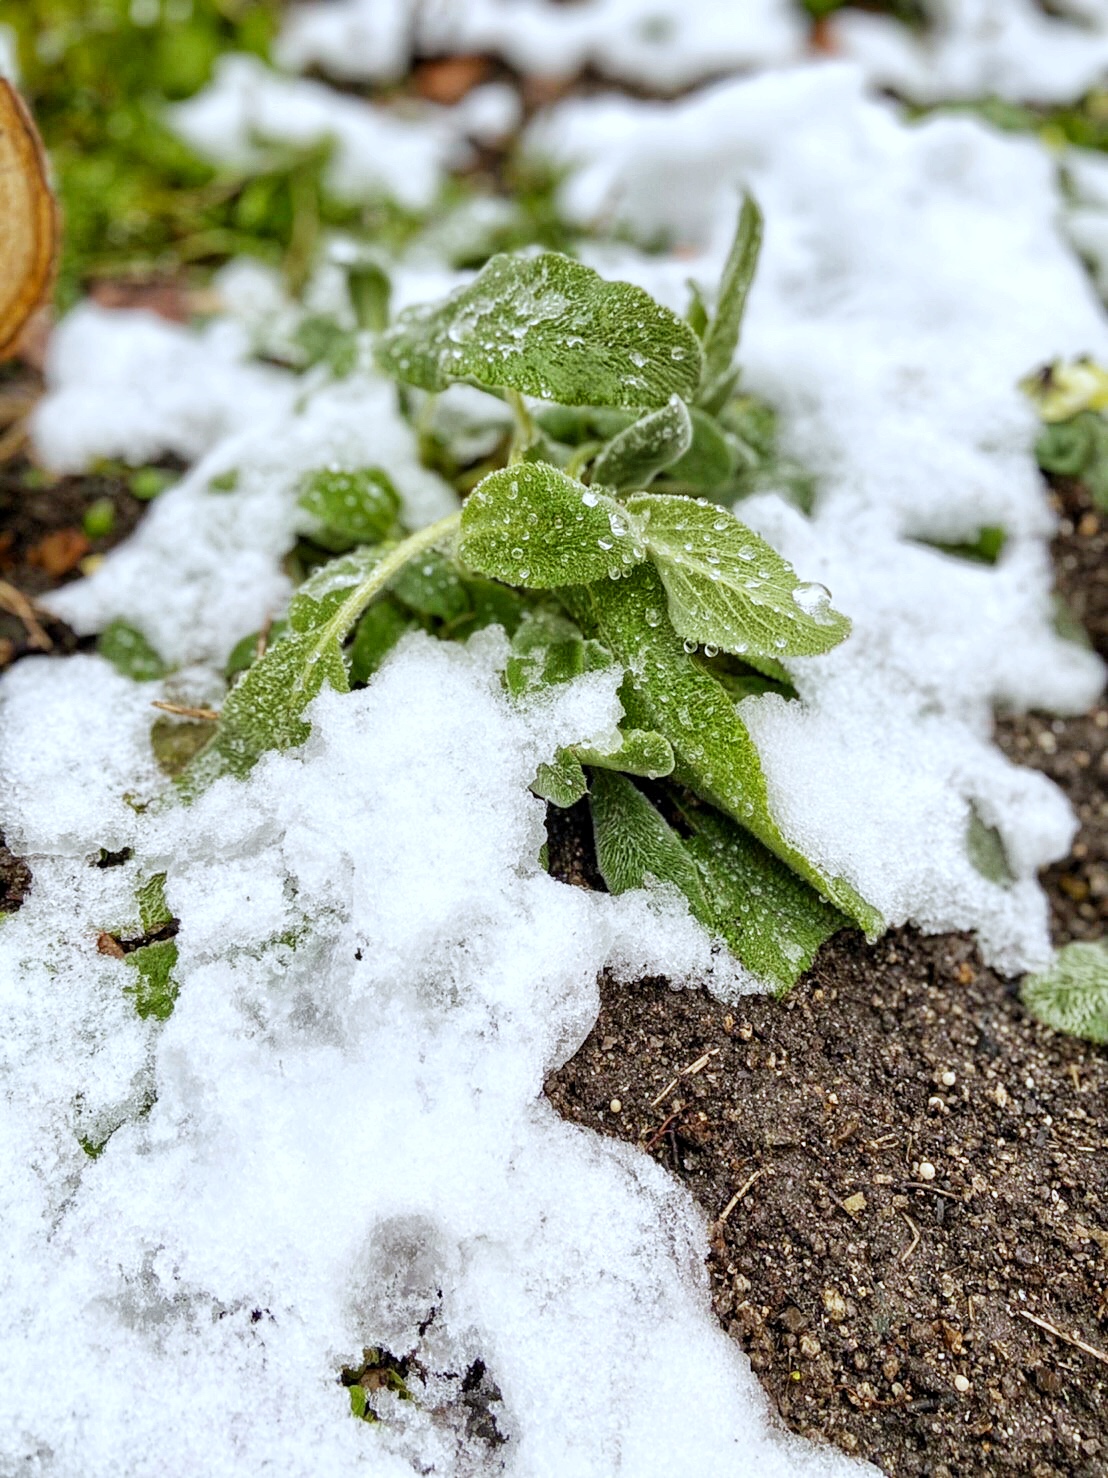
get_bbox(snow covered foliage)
[4,8,1108,1476]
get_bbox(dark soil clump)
[547,478,1108,1475]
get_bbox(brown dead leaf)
[97,931,125,960]
[413,55,491,105]
[27,527,89,578]
[0,81,57,359]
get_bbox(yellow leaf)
[0,81,57,359]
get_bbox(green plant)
[1022,940,1108,1044]
[171,200,881,991]
[1023,357,1108,512]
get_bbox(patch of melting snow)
[4,35,1108,1478]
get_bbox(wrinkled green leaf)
[966,805,1015,885]
[919,525,1007,567]
[533,749,589,807]
[685,278,709,339]
[562,564,880,934]
[392,548,470,620]
[504,608,613,698]
[349,599,413,685]
[450,576,530,638]
[575,728,674,778]
[182,547,386,789]
[225,620,289,679]
[151,716,214,778]
[98,620,169,682]
[376,252,702,408]
[590,395,693,492]
[297,467,400,547]
[125,939,178,1021]
[460,464,645,588]
[677,800,848,992]
[1022,941,1108,1044]
[664,408,735,491]
[295,314,358,377]
[701,194,763,400]
[1035,410,1108,511]
[590,770,708,914]
[627,493,851,660]
[348,260,391,333]
[137,872,173,933]
[537,406,634,445]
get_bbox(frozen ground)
[2,7,1108,1476]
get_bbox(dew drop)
[683,638,697,654]
[597,537,614,551]
[704,644,719,658]
[581,490,599,507]
[644,607,662,627]
[511,546,523,559]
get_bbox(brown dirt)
[546,477,1108,1476]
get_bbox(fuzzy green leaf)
[98,620,169,682]
[137,872,173,934]
[391,549,470,620]
[376,252,702,408]
[349,599,413,685]
[574,728,674,778]
[348,260,391,333]
[626,493,851,661]
[182,547,387,789]
[533,749,589,807]
[678,801,847,992]
[590,395,693,492]
[966,806,1014,885]
[505,608,614,698]
[701,194,763,398]
[590,770,708,914]
[1022,941,1108,1044]
[297,467,400,547]
[225,620,290,679]
[125,939,179,1022]
[562,564,880,934]
[664,408,735,491]
[460,464,646,588]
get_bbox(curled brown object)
[0,80,57,359]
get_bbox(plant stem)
[301,509,462,685]
[506,388,535,459]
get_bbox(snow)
[171,54,468,212]
[0,635,829,1478]
[6,13,1108,1478]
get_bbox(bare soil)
[547,478,1108,1476]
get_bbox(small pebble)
[919,1161,937,1181]
[953,1374,970,1394]
[940,1070,956,1087]
[609,1098,622,1114]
